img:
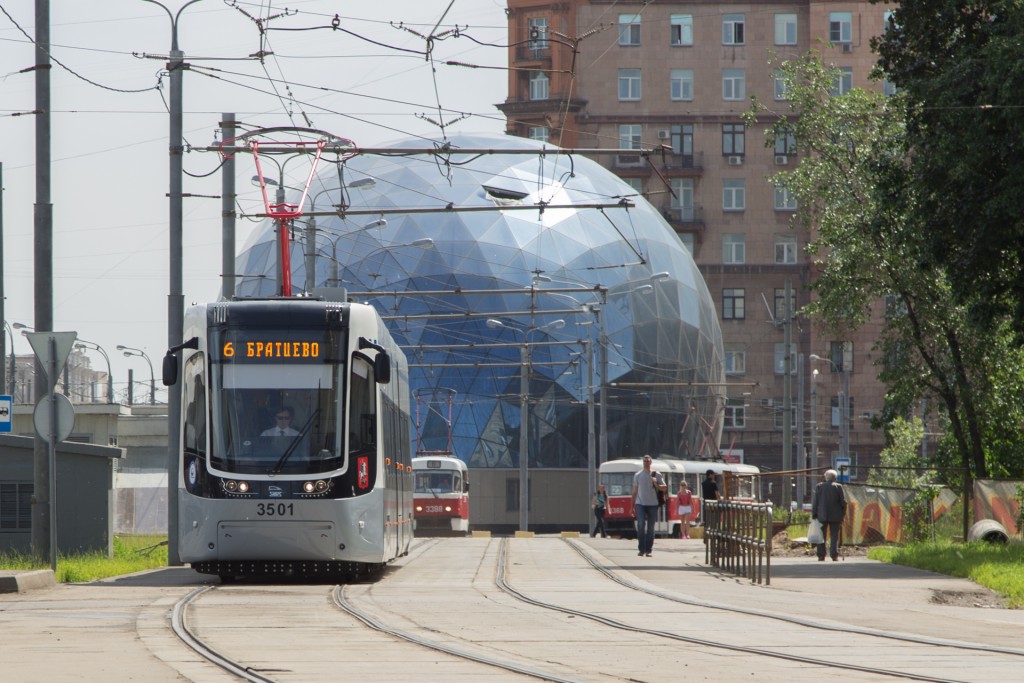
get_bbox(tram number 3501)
[256,503,295,517]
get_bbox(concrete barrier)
[967,519,1009,543]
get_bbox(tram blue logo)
[268,485,283,498]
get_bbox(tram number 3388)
[256,503,295,517]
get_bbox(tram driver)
[261,406,300,437]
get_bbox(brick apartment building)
[500,1,896,498]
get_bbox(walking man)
[631,455,666,557]
[812,469,848,561]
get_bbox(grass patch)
[0,535,168,583]
[868,541,1024,608]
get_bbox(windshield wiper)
[272,408,320,474]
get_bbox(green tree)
[869,416,928,488]
[872,1,1024,334]
[746,50,1024,481]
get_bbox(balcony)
[662,205,705,231]
[514,46,552,64]
[656,150,704,173]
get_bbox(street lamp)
[302,217,390,289]
[486,317,566,531]
[810,352,849,467]
[3,321,14,396]
[74,340,114,404]
[117,345,155,405]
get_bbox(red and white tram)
[412,456,469,535]
[599,458,761,538]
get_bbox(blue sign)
[834,456,851,482]
[0,395,11,433]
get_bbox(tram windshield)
[208,328,346,476]
[415,471,462,494]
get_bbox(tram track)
[172,585,279,683]
[492,538,1007,683]
[563,538,1024,658]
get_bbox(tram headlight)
[237,481,250,493]
[303,481,316,493]
[315,480,328,492]
[444,506,452,513]
[415,505,423,512]
[225,480,237,492]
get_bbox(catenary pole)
[221,113,236,299]
[32,0,54,562]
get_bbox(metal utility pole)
[145,0,203,565]
[841,341,851,462]
[782,279,793,511]
[32,0,55,561]
[221,113,236,299]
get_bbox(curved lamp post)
[486,317,565,531]
[117,345,155,405]
[74,340,113,404]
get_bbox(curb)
[0,569,57,594]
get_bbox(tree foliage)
[745,49,1024,481]
[872,0,1024,334]
[869,416,929,488]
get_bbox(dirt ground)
[770,531,1009,609]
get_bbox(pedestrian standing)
[592,485,608,538]
[676,482,693,538]
[811,469,848,561]
[631,455,666,557]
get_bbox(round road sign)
[33,393,76,444]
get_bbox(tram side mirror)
[162,353,178,386]
[374,352,391,385]
[163,336,199,386]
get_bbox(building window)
[775,13,797,45]
[678,232,694,255]
[829,12,853,44]
[884,293,908,318]
[617,124,643,166]
[527,17,549,52]
[723,398,746,429]
[774,186,798,211]
[775,129,797,155]
[831,397,855,428]
[722,124,745,155]
[528,127,550,143]
[774,405,798,430]
[723,233,745,264]
[831,67,853,96]
[723,179,745,211]
[773,69,789,101]
[830,340,853,373]
[725,349,746,375]
[775,237,798,263]
[671,124,693,157]
[623,177,644,196]
[774,342,798,375]
[0,482,33,531]
[619,14,641,46]
[723,288,745,319]
[722,14,744,45]
[529,72,549,100]
[670,69,693,101]
[670,14,693,46]
[618,68,641,100]
[723,69,745,100]
[670,177,694,220]
[773,287,797,319]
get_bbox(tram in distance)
[599,458,761,538]
[163,298,413,581]
[411,456,470,535]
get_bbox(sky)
[1,0,509,401]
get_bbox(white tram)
[599,458,761,538]
[164,299,413,580]
[411,456,470,535]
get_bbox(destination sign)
[222,341,321,359]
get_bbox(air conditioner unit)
[842,43,853,53]
[657,129,670,140]
[774,155,789,165]
[727,155,743,166]
[760,398,774,408]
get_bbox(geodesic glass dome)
[232,134,724,469]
